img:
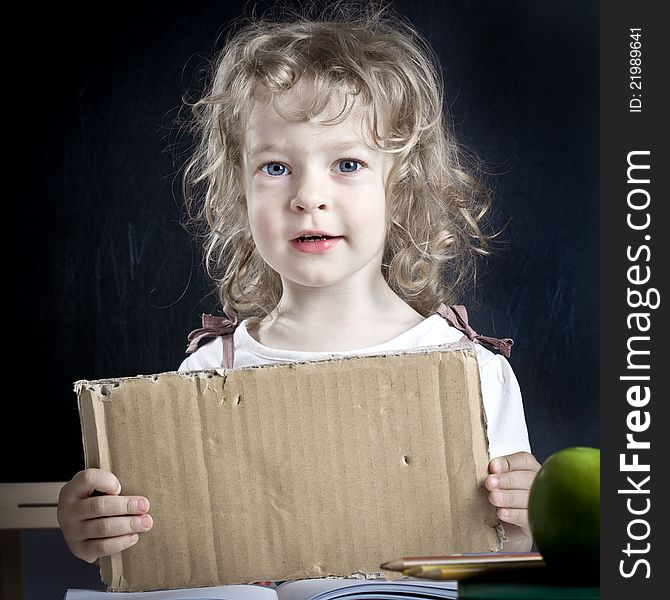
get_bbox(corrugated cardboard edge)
[74,341,484,386]
[73,340,504,588]
[75,382,120,586]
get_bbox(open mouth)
[289,234,343,253]
[294,234,336,243]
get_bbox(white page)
[275,578,458,600]
[64,584,279,600]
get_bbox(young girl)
[57,2,540,567]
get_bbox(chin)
[294,275,341,288]
[287,269,349,289]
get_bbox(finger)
[60,469,121,503]
[79,495,150,520]
[488,488,529,509]
[485,469,537,492]
[81,514,153,541]
[78,533,140,563]
[496,507,530,531]
[489,452,540,475]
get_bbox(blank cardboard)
[74,342,500,592]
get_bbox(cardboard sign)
[75,343,500,592]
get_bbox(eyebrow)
[246,140,370,159]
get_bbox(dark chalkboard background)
[4,0,598,483]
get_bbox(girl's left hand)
[485,451,541,552]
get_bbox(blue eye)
[261,162,288,176]
[338,159,361,173]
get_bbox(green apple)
[528,446,600,584]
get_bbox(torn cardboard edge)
[73,340,479,389]
[75,341,503,592]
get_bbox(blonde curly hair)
[182,1,493,319]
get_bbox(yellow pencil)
[405,565,483,579]
[403,559,546,581]
[381,552,544,573]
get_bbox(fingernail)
[140,515,152,529]
[489,476,499,487]
[137,498,149,512]
[491,460,501,473]
[499,508,510,517]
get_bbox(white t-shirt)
[178,314,531,458]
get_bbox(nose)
[290,172,329,213]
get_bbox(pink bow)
[185,308,239,354]
[436,304,514,358]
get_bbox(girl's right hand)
[57,468,153,563]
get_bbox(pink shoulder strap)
[436,304,514,358]
[185,305,239,369]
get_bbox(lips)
[289,233,343,253]
[291,230,340,242]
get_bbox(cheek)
[348,190,387,240]
[246,201,281,254]
[247,205,264,235]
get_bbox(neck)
[273,273,400,331]
[250,269,425,352]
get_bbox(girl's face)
[241,88,393,292]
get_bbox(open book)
[64,577,457,600]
